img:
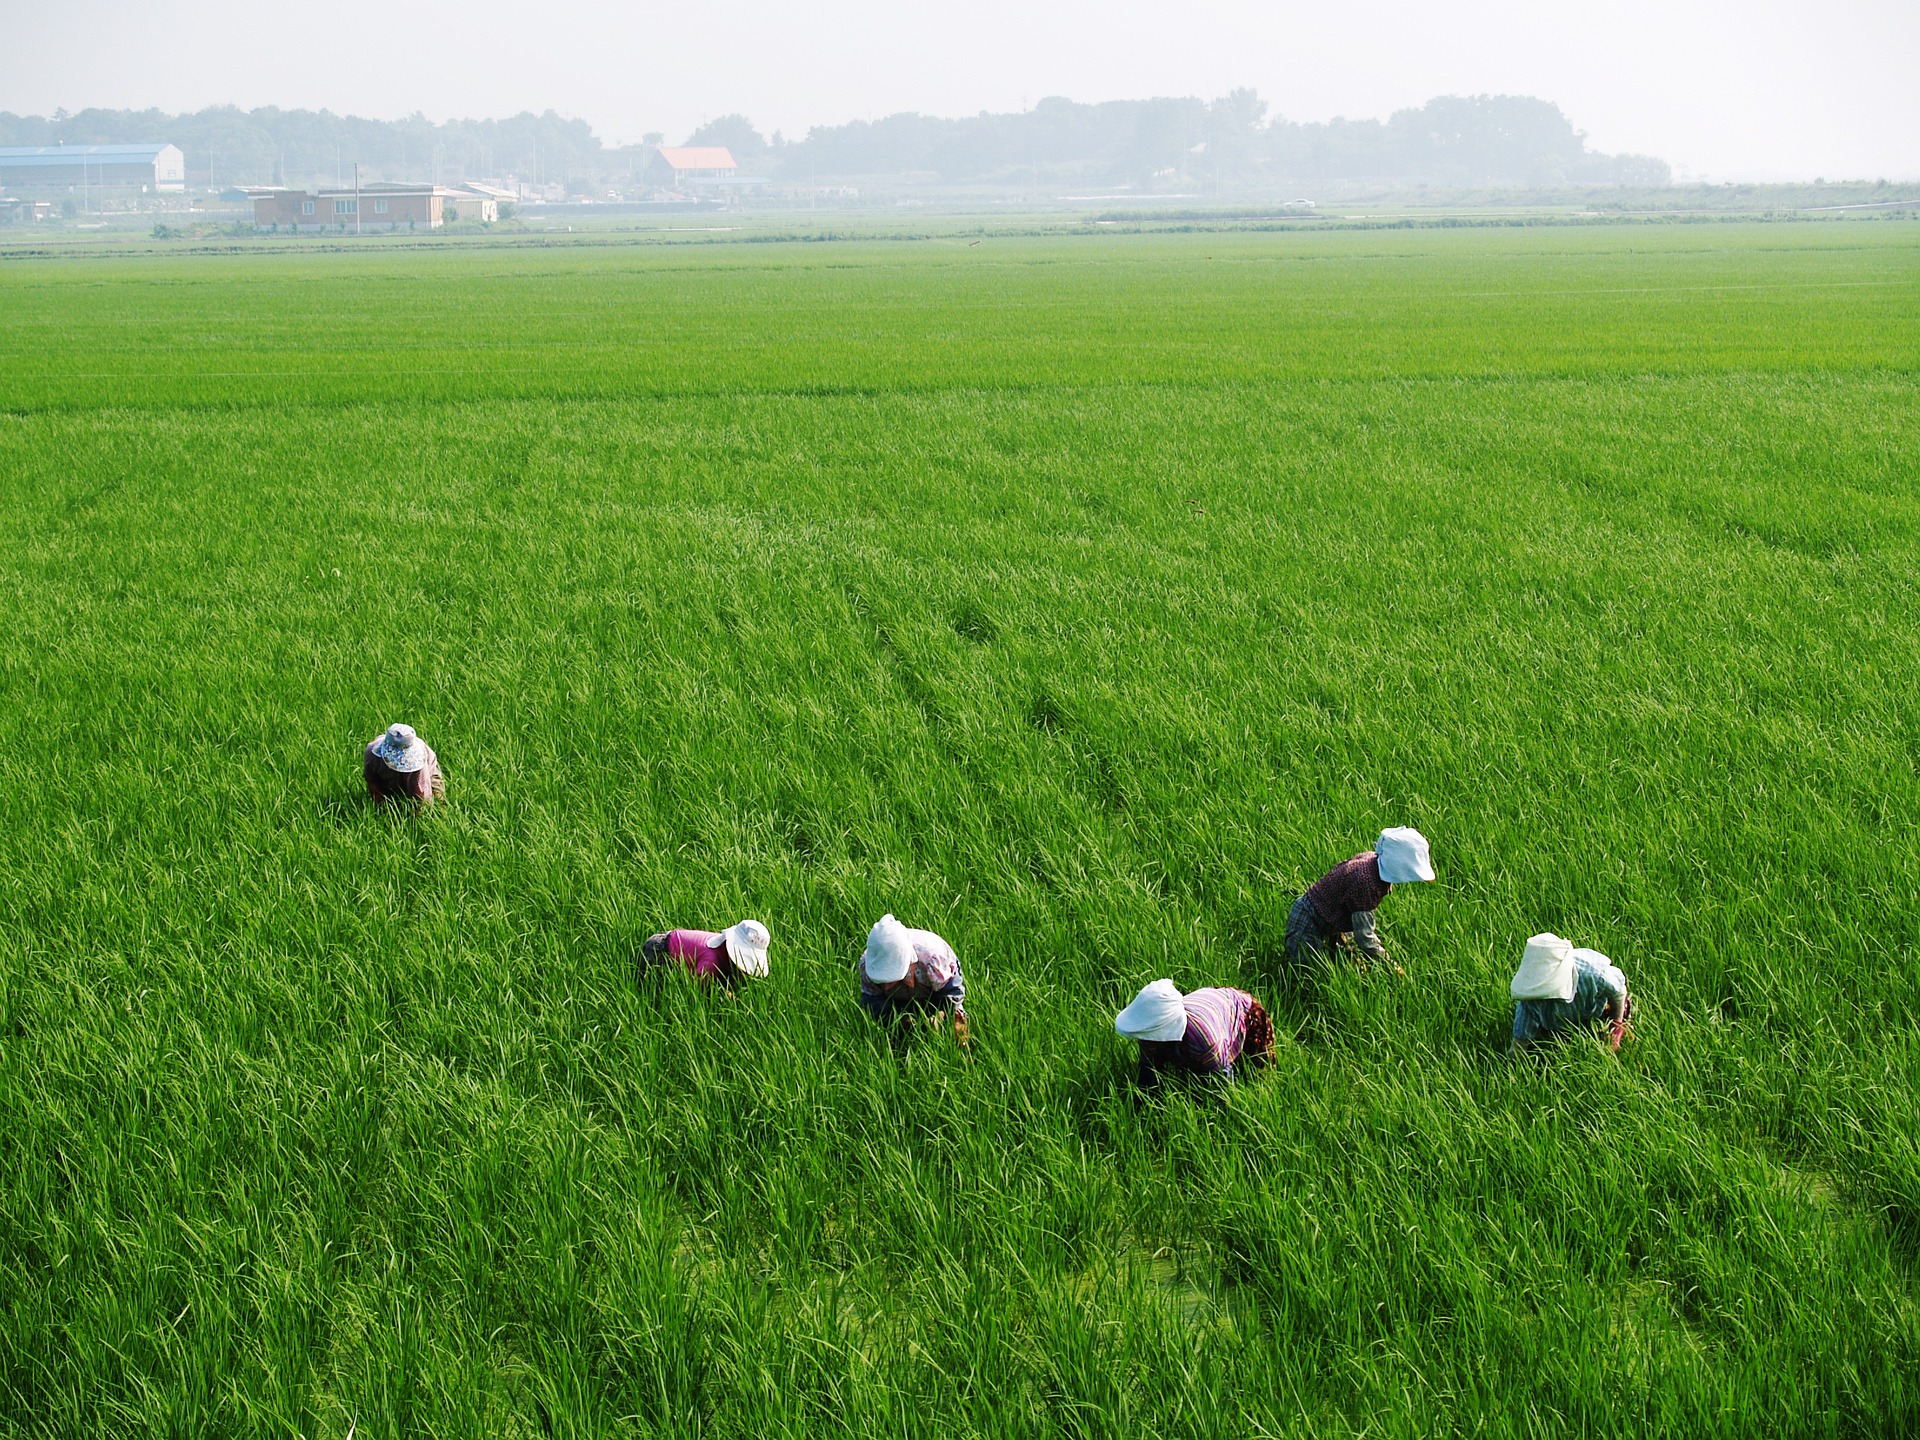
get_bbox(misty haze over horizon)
[2,92,1694,201]
[8,0,1918,184]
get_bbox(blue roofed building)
[0,144,187,193]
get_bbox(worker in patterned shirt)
[1283,826,1435,973]
[858,913,970,1046]
[1114,979,1275,1090]
[640,919,771,990]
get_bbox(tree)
[1206,88,1268,189]
[685,115,765,162]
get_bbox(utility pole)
[354,162,361,233]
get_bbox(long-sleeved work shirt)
[1136,987,1257,1089]
[1512,954,1629,1047]
[1288,852,1392,960]
[858,928,966,1020]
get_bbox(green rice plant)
[0,222,1916,1437]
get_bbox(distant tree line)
[727,93,1669,189]
[0,92,1668,194]
[0,106,621,191]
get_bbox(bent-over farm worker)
[641,919,771,988]
[363,722,445,805]
[858,913,969,1045]
[1115,979,1275,1090]
[1509,932,1631,1054]
[1283,826,1435,973]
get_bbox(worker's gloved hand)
[952,1013,971,1048]
[1608,996,1631,1051]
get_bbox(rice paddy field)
[1,220,1918,1437]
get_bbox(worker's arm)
[931,966,965,1013]
[1604,992,1628,1052]
[1349,909,1390,963]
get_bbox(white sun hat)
[862,914,915,983]
[712,919,771,978]
[370,722,431,773]
[1114,979,1189,1042]
[1375,826,1436,883]
[1511,933,1577,1003]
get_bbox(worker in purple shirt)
[858,913,970,1046]
[363,722,445,805]
[1283,827,1435,972]
[1115,979,1275,1089]
[641,919,771,990]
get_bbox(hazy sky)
[8,0,1918,181]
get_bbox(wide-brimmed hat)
[1511,933,1577,1002]
[862,914,914,983]
[1375,827,1435,883]
[712,919,771,978]
[1115,979,1188,1042]
[370,722,431,773]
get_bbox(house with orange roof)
[644,146,738,191]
